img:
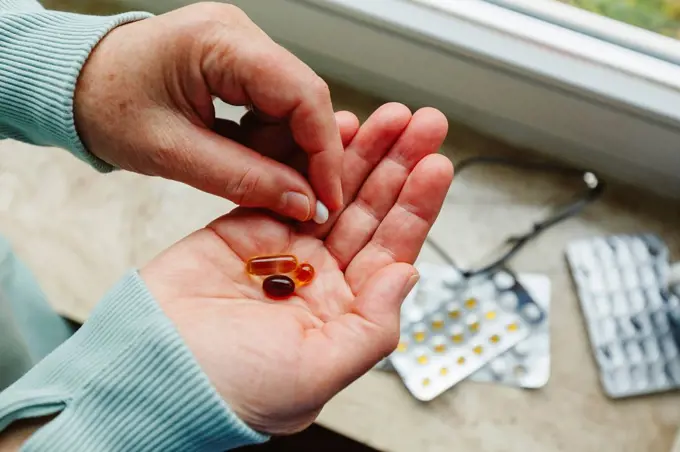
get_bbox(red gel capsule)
[263,275,295,299]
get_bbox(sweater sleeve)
[0,271,269,451]
[0,0,149,171]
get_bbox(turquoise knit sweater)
[0,1,267,450]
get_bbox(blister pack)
[388,263,539,401]
[375,267,552,389]
[566,234,680,398]
[469,273,551,388]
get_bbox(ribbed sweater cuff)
[0,9,152,171]
[0,271,268,451]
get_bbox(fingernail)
[401,273,420,299]
[281,192,311,221]
[313,201,329,224]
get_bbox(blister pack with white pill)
[566,234,680,398]
[670,262,680,297]
[388,263,537,401]
[470,272,551,388]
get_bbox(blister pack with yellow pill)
[376,268,552,389]
[469,272,551,388]
[389,263,534,401]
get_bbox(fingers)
[202,20,343,209]
[349,263,419,341]
[300,103,412,237]
[175,125,318,222]
[278,75,344,211]
[286,111,360,179]
[324,108,449,268]
[313,263,418,393]
[212,112,359,206]
[238,115,296,163]
[345,154,454,292]
[337,103,412,203]
[335,111,361,146]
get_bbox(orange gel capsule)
[246,255,298,276]
[293,263,315,286]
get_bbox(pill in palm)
[293,263,315,286]
[263,275,296,299]
[246,254,298,276]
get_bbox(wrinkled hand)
[140,104,453,434]
[74,2,343,221]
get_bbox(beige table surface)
[1,83,678,451]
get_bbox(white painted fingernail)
[313,201,329,224]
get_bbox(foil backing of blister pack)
[566,234,680,398]
[469,273,551,388]
[388,263,539,401]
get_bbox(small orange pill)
[246,255,298,276]
[293,263,315,286]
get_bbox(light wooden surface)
[0,82,678,451]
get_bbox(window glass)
[559,0,680,38]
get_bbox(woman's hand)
[140,104,453,435]
[74,2,343,222]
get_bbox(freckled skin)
[73,2,346,220]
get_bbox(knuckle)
[222,3,247,16]
[218,3,250,22]
[137,127,186,176]
[187,3,255,35]
[309,77,331,103]
[193,2,246,19]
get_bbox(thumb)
[353,263,420,343]
[320,263,419,393]
[170,124,322,222]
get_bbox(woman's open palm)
[140,104,453,435]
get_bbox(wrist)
[73,22,132,168]
[0,271,268,451]
[0,8,151,169]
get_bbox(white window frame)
[126,0,680,197]
[486,0,680,65]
